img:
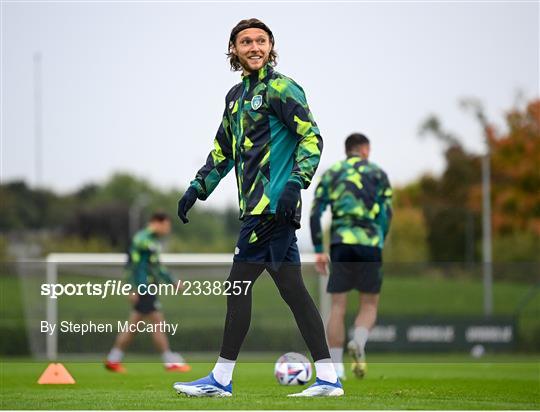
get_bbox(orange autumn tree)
[469,99,540,261]
[416,98,539,263]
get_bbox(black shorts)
[133,292,161,314]
[233,215,300,272]
[328,244,383,294]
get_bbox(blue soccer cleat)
[173,373,232,397]
[287,377,344,397]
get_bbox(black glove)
[276,181,301,224]
[177,187,198,224]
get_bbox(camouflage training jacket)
[127,228,173,288]
[310,157,393,250]
[189,64,323,224]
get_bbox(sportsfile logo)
[40,280,182,299]
[40,279,252,299]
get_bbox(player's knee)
[281,286,312,310]
[276,284,295,303]
[361,294,379,308]
[226,292,251,308]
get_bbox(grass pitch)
[1,354,539,410]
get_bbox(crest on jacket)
[251,95,262,110]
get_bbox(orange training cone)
[37,363,76,384]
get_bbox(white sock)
[334,362,345,379]
[107,347,123,363]
[329,347,344,370]
[162,350,182,364]
[354,326,369,357]
[211,356,236,386]
[314,358,338,383]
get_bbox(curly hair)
[227,18,278,72]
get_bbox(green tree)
[417,118,481,262]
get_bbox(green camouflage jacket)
[189,64,323,225]
[310,156,392,251]
[127,228,173,288]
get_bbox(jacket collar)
[242,63,274,84]
[346,155,368,165]
[346,154,369,160]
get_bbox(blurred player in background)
[105,211,191,373]
[310,133,392,379]
[173,18,343,397]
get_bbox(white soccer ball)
[470,344,485,358]
[274,352,312,385]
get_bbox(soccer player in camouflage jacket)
[311,140,392,251]
[174,18,343,398]
[310,133,392,380]
[186,53,322,227]
[105,212,190,373]
[127,224,174,288]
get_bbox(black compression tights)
[219,261,330,362]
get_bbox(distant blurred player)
[310,133,392,379]
[105,211,191,373]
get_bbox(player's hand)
[177,187,198,224]
[128,292,139,305]
[276,181,301,224]
[315,253,329,275]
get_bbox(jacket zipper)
[236,78,249,153]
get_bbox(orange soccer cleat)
[165,363,192,372]
[105,360,126,373]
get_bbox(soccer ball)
[274,352,312,385]
[470,344,485,358]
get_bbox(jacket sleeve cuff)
[287,176,304,190]
[314,244,324,253]
[189,180,206,200]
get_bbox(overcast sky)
[1,1,538,247]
